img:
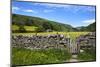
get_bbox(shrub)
[18,26,26,33]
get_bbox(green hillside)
[12,14,96,33]
[77,22,96,32]
[86,22,96,31]
[12,14,78,33]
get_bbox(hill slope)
[12,14,77,32]
[12,14,95,33]
[76,22,96,32]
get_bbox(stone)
[12,34,70,49]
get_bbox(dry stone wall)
[76,32,96,50]
[12,34,70,50]
[12,32,96,54]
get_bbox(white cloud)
[23,9,37,13]
[33,3,95,14]
[45,4,70,8]
[43,10,54,13]
[12,6,20,10]
[12,6,37,13]
[83,19,95,24]
[33,3,70,8]
[85,6,95,12]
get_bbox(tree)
[35,26,45,32]
[42,22,53,30]
[19,25,26,33]
[25,19,33,26]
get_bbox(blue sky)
[12,1,96,27]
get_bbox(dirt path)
[63,55,81,62]
[68,55,79,62]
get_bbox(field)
[12,25,19,31]
[12,32,89,40]
[12,24,89,40]
[12,25,38,32]
[12,47,71,65]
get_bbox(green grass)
[12,25,19,31]
[63,32,89,40]
[12,25,38,32]
[24,26,38,31]
[78,48,96,61]
[12,47,71,65]
[12,32,89,40]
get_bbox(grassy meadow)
[12,47,71,65]
[12,32,89,40]
[12,25,38,32]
